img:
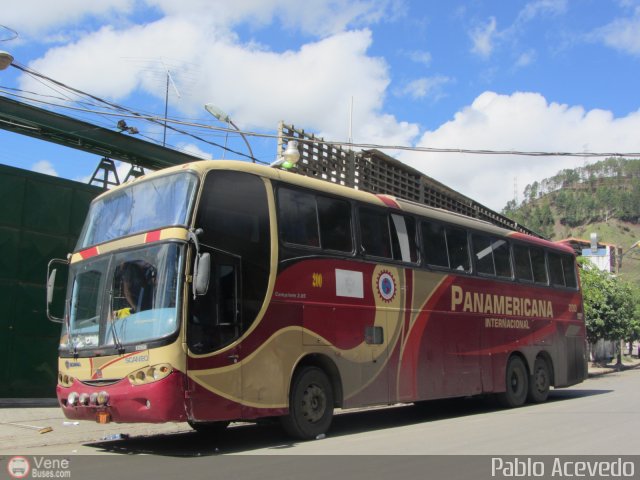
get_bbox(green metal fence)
[0,163,102,398]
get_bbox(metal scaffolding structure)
[278,122,541,238]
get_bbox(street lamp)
[0,51,14,71]
[204,103,255,162]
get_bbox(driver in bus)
[113,261,155,319]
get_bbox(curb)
[0,398,58,408]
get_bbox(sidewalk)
[587,355,640,376]
[2,358,639,454]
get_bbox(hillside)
[502,158,640,287]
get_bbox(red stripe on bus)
[79,247,99,259]
[376,195,400,209]
[145,230,162,243]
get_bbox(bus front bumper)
[56,371,187,423]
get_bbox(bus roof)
[100,160,574,254]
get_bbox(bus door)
[187,248,245,422]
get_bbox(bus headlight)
[96,391,110,406]
[127,364,173,385]
[67,392,79,406]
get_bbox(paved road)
[2,367,639,457]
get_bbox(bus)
[48,160,587,440]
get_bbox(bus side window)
[548,252,566,287]
[446,227,471,272]
[278,188,320,247]
[390,214,418,263]
[493,239,512,278]
[421,221,448,268]
[359,207,392,258]
[530,247,548,284]
[562,254,578,289]
[472,234,512,278]
[317,195,353,252]
[473,234,495,275]
[514,244,533,282]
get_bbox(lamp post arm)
[228,119,255,163]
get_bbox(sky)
[1,0,640,211]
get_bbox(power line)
[5,64,640,160]
[8,63,261,163]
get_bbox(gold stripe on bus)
[188,325,397,408]
[70,227,189,264]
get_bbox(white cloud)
[516,0,567,24]
[395,76,451,100]
[470,17,497,58]
[470,2,567,60]
[2,0,133,36]
[32,160,58,176]
[398,91,640,210]
[178,143,213,160]
[20,18,418,150]
[594,9,640,56]
[6,0,400,40]
[402,49,432,66]
[514,49,536,68]
[148,0,404,37]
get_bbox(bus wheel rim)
[301,384,326,423]
[535,367,548,392]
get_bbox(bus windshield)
[62,243,184,352]
[77,172,198,249]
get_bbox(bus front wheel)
[281,366,334,440]
[527,357,551,403]
[497,356,528,408]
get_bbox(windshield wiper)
[108,289,125,354]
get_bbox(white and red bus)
[49,160,587,439]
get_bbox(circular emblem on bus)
[7,456,30,479]
[377,271,396,302]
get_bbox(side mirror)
[194,252,211,297]
[47,258,69,323]
[46,269,57,305]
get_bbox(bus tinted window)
[494,240,512,278]
[278,188,320,247]
[421,221,448,268]
[563,255,578,288]
[514,245,533,281]
[530,247,548,284]
[473,235,512,278]
[317,196,352,252]
[473,234,495,275]
[447,227,471,272]
[548,252,565,286]
[359,207,392,258]
[390,214,418,263]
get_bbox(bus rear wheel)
[527,357,551,403]
[281,366,334,440]
[497,356,528,408]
